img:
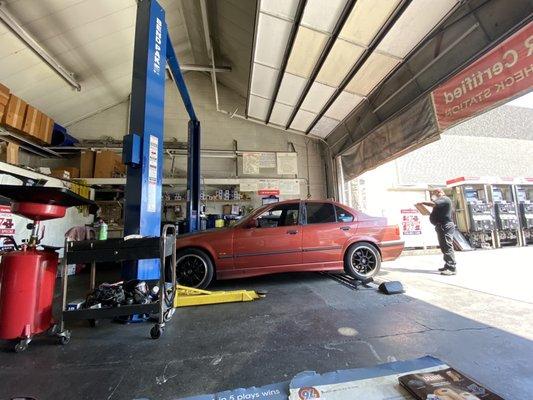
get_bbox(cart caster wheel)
[163,309,174,323]
[14,340,28,353]
[150,325,163,339]
[59,331,71,345]
[88,319,98,328]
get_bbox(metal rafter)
[304,0,413,135]
[284,0,358,129]
[264,0,308,124]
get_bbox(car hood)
[176,227,231,240]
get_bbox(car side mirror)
[246,219,258,228]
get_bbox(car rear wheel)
[176,249,214,289]
[344,243,381,280]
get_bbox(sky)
[507,91,533,109]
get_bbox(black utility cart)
[59,225,177,340]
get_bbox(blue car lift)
[122,0,201,280]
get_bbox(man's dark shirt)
[429,196,453,225]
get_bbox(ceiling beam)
[284,0,358,130]
[304,0,413,135]
[264,0,308,124]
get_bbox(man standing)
[417,188,456,275]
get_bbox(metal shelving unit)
[0,127,61,158]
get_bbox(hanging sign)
[0,205,15,234]
[258,189,280,196]
[401,209,422,235]
[279,179,300,195]
[432,21,533,130]
[276,152,298,175]
[243,152,260,174]
[259,153,277,168]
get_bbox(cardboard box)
[94,150,126,178]
[0,83,9,107]
[22,106,42,138]
[0,104,5,122]
[39,113,54,144]
[0,142,19,165]
[63,167,79,179]
[415,203,431,216]
[79,150,96,178]
[50,168,71,180]
[1,95,27,131]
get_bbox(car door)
[233,202,303,271]
[301,202,356,264]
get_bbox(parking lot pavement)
[381,246,533,304]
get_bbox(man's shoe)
[441,269,456,276]
[438,267,447,272]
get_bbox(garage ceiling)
[0,0,193,125]
[245,0,533,153]
[246,0,461,136]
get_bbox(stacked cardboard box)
[0,142,19,164]
[94,150,126,178]
[0,83,9,121]
[79,150,96,178]
[1,95,27,131]
[0,82,54,145]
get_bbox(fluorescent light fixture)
[247,95,272,121]
[345,52,399,95]
[339,0,401,46]
[310,116,340,138]
[324,91,364,120]
[0,2,81,90]
[290,109,317,131]
[301,0,348,33]
[276,72,308,106]
[269,102,294,126]
[254,12,293,69]
[260,0,300,20]
[300,81,336,113]
[285,26,328,78]
[250,63,279,99]
[377,0,457,58]
[316,39,365,87]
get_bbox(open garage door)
[341,18,533,180]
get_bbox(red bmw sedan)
[175,199,404,288]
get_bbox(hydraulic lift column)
[122,0,200,280]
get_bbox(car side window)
[256,203,300,228]
[335,205,354,223]
[306,203,336,224]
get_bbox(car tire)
[176,248,214,289]
[344,242,381,280]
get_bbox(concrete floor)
[0,247,532,400]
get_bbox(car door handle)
[340,226,350,231]
[286,230,298,235]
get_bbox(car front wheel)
[176,248,214,289]
[344,243,381,280]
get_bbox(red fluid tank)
[0,248,59,340]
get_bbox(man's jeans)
[435,222,456,271]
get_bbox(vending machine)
[447,177,495,249]
[488,184,520,247]
[514,180,533,246]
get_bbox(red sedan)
[175,199,404,288]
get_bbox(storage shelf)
[0,127,60,158]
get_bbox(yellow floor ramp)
[174,285,265,307]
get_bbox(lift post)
[122,0,201,280]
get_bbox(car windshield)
[233,204,270,227]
